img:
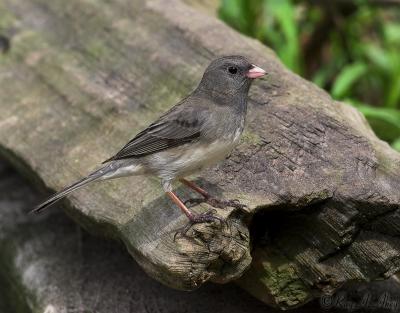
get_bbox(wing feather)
[103,102,206,162]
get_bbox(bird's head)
[195,55,266,104]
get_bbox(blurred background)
[219,0,400,151]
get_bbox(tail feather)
[31,164,113,213]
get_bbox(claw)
[190,209,222,223]
[184,196,247,210]
[208,197,247,210]
[173,209,223,240]
[173,223,193,240]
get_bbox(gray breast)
[142,106,246,183]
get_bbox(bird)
[32,55,266,229]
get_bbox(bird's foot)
[185,196,247,210]
[173,209,223,240]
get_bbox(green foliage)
[262,0,301,73]
[219,0,303,73]
[219,0,400,151]
[331,62,368,99]
[351,101,400,143]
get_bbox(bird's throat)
[194,83,250,110]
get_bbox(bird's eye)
[228,66,238,74]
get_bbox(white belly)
[145,136,240,182]
[175,140,236,176]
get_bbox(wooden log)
[0,159,290,313]
[0,0,399,309]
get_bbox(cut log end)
[124,207,252,290]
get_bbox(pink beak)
[246,64,267,79]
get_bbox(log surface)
[0,0,399,309]
[0,159,315,313]
[2,159,399,312]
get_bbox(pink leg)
[166,190,222,239]
[166,191,194,219]
[179,178,247,211]
[179,178,210,198]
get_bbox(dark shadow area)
[249,202,400,313]
[0,35,10,54]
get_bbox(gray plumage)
[33,55,265,213]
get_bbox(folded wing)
[103,103,206,162]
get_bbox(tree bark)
[0,0,399,309]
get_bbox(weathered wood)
[0,160,283,312]
[0,0,399,309]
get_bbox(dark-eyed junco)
[33,55,266,227]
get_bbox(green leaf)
[392,137,400,152]
[384,23,400,45]
[312,68,330,88]
[262,0,301,73]
[351,102,400,142]
[363,44,391,72]
[386,74,400,109]
[218,0,248,34]
[331,62,368,99]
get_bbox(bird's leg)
[179,178,210,198]
[166,191,222,238]
[179,178,247,210]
